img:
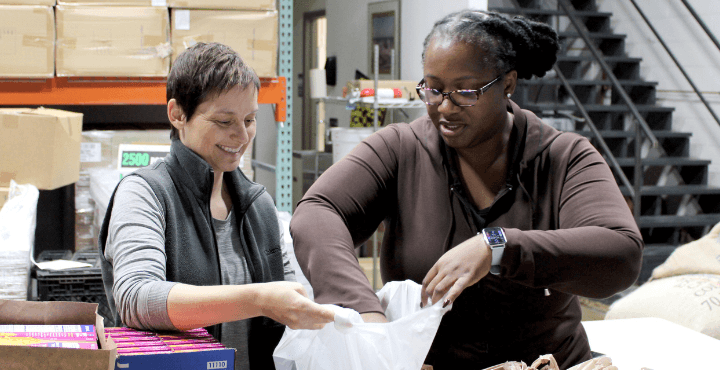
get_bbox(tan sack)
[651,221,720,280]
[605,274,720,339]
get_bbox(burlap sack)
[651,222,720,280]
[605,274,720,339]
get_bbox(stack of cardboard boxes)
[0,0,278,78]
[0,299,237,370]
[0,0,276,207]
[169,0,278,78]
[0,1,55,78]
[0,107,84,195]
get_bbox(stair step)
[490,7,612,18]
[619,185,720,196]
[575,130,689,139]
[557,55,642,64]
[558,31,626,41]
[636,214,720,228]
[522,79,657,87]
[614,157,710,167]
[638,244,679,283]
[525,103,674,113]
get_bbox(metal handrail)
[629,0,720,128]
[553,66,636,198]
[505,0,640,201]
[556,0,659,149]
[680,0,720,53]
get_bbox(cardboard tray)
[0,300,114,370]
[0,300,235,370]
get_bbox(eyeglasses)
[416,74,504,107]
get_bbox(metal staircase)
[489,0,720,283]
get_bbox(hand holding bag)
[273,279,452,370]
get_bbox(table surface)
[582,317,720,369]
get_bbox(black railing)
[680,0,720,53]
[629,0,720,128]
[556,0,664,218]
[506,0,658,218]
[552,69,636,196]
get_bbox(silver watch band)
[490,245,504,275]
[482,227,506,276]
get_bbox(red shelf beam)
[0,76,286,122]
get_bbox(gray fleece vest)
[98,139,285,369]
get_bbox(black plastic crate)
[36,255,113,327]
[72,250,102,268]
[36,249,72,263]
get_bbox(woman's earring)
[507,93,511,99]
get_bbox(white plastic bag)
[277,210,313,299]
[273,280,451,370]
[0,180,39,300]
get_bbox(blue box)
[113,348,235,370]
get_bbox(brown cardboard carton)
[56,5,170,77]
[58,0,165,5]
[168,0,275,11]
[171,9,277,77]
[0,300,237,370]
[0,187,8,209]
[346,80,420,101]
[0,5,54,78]
[0,300,115,370]
[0,108,84,190]
[0,0,54,4]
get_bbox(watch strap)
[482,227,506,276]
[490,245,504,275]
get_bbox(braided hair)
[422,10,559,80]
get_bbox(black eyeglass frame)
[415,74,504,107]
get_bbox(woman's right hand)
[256,281,335,330]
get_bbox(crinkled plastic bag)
[273,279,452,370]
[0,180,39,300]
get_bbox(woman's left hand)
[421,234,492,307]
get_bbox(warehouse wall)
[323,0,487,128]
[257,0,488,201]
[598,0,720,186]
[261,0,720,204]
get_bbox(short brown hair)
[167,42,261,140]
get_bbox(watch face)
[484,228,506,245]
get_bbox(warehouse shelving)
[0,76,288,122]
[0,0,294,212]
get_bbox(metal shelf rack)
[0,0,294,212]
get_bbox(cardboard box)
[168,0,274,11]
[56,5,170,77]
[0,300,114,370]
[0,187,8,209]
[0,108,84,190]
[0,0,55,6]
[171,9,277,77]
[0,5,54,78]
[0,300,235,370]
[58,0,165,5]
[346,80,421,101]
[0,0,54,4]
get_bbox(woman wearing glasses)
[291,10,642,369]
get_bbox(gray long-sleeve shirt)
[104,176,295,369]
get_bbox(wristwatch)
[482,227,506,275]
